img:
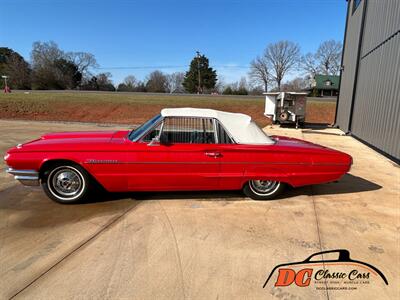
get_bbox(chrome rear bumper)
[6,168,40,186]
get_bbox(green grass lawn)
[0,91,336,125]
[0,91,264,105]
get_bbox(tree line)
[249,39,342,93]
[0,42,217,93]
[0,42,100,90]
[0,39,342,94]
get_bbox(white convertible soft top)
[161,107,274,145]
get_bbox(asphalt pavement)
[0,120,398,299]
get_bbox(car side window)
[161,117,216,144]
[142,122,162,142]
[216,121,234,144]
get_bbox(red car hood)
[8,130,130,152]
[41,131,117,140]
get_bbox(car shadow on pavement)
[0,174,382,222]
[281,173,382,199]
[96,174,381,202]
[97,190,246,201]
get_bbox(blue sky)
[0,0,347,85]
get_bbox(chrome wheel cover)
[249,180,280,196]
[48,166,85,201]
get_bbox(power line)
[95,64,250,70]
[95,65,187,70]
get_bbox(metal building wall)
[336,0,365,132]
[337,0,400,162]
[361,0,400,56]
[351,0,400,161]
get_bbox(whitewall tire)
[243,180,286,200]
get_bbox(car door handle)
[205,152,222,158]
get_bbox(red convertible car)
[4,108,352,204]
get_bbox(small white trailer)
[264,92,308,128]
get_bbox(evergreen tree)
[222,86,233,95]
[0,47,31,89]
[183,54,217,93]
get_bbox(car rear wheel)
[41,164,91,204]
[243,180,285,200]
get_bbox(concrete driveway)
[0,120,399,299]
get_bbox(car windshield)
[128,114,162,141]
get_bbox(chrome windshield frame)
[128,114,163,142]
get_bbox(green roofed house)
[308,74,339,97]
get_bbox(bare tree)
[96,72,113,85]
[316,40,342,75]
[124,75,138,88]
[299,40,342,77]
[66,52,98,78]
[81,72,115,91]
[280,77,309,92]
[31,41,76,89]
[238,77,248,91]
[300,52,319,77]
[248,85,264,95]
[31,41,64,68]
[117,75,148,92]
[214,78,226,94]
[249,56,270,92]
[264,40,300,91]
[145,70,167,93]
[166,72,185,93]
[221,77,249,95]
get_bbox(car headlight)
[4,153,10,161]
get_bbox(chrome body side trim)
[82,161,349,166]
[6,168,40,186]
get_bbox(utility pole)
[196,51,201,94]
[2,75,9,93]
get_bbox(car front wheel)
[42,164,91,204]
[243,180,285,200]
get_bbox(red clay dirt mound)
[0,100,335,127]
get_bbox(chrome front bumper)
[6,168,40,186]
